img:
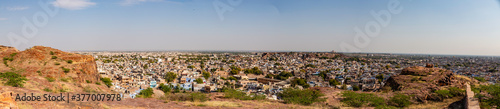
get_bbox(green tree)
[158,83,171,93]
[195,78,204,84]
[137,88,154,98]
[291,78,310,88]
[352,85,360,91]
[165,72,177,83]
[329,79,340,86]
[202,71,210,80]
[376,74,384,82]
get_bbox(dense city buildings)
[78,51,500,99]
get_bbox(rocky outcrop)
[384,66,464,102]
[0,46,100,83]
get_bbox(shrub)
[86,80,91,83]
[474,77,486,82]
[67,60,73,64]
[353,85,360,91]
[61,67,70,73]
[59,89,67,92]
[43,88,52,92]
[0,72,28,87]
[449,87,465,96]
[167,92,208,102]
[46,77,55,82]
[434,89,453,99]
[54,62,60,65]
[388,94,412,107]
[95,82,101,85]
[278,88,325,105]
[100,77,113,88]
[50,51,54,55]
[60,78,70,82]
[341,91,386,107]
[137,88,154,98]
[51,56,57,59]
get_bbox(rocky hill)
[383,64,471,102]
[0,46,99,83]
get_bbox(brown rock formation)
[384,66,464,102]
[0,45,100,83]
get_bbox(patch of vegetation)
[0,72,28,87]
[341,91,385,107]
[474,77,487,82]
[50,51,54,55]
[45,77,56,82]
[473,84,500,108]
[448,86,465,96]
[195,78,203,84]
[223,88,266,100]
[165,92,209,102]
[86,80,91,83]
[164,72,177,83]
[61,67,70,73]
[66,60,73,64]
[278,88,325,105]
[434,89,453,99]
[202,71,210,80]
[305,64,316,68]
[329,79,340,86]
[291,78,310,88]
[83,86,97,93]
[136,88,154,98]
[100,77,112,88]
[352,85,360,91]
[51,56,57,59]
[229,65,241,75]
[43,88,52,92]
[228,76,237,81]
[274,71,293,80]
[388,93,412,108]
[59,89,67,92]
[158,83,172,93]
[54,62,60,65]
[60,78,70,82]
[243,67,263,75]
[95,82,101,85]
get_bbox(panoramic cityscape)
[1,0,500,109]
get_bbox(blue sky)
[1,0,500,56]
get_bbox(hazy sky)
[1,0,500,56]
